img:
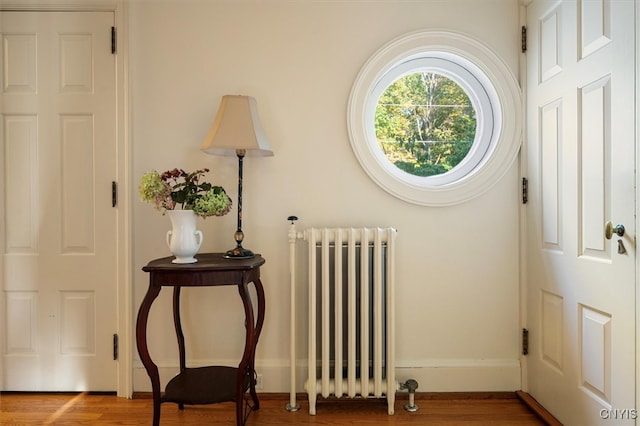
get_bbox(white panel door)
[525,0,636,424]
[0,11,118,391]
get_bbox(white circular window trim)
[347,30,523,207]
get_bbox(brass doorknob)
[605,221,625,240]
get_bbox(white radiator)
[288,221,397,415]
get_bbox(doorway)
[523,1,636,424]
[1,7,129,394]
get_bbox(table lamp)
[201,95,273,258]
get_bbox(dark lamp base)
[224,246,255,259]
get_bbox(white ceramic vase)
[165,210,203,264]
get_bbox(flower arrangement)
[139,168,232,218]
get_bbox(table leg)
[237,282,257,425]
[135,283,162,426]
[172,286,186,410]
[249,278,266,406]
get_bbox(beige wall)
[131,0,522,392]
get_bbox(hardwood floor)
[0,392,548,425]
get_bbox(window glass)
[375,71,476,177]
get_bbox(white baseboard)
[394,359,522,392]
[133,358,521,393]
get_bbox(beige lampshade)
[201,95,274,157]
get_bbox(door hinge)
[522,177,528,204]
[521,26,527,53]
[522,328,529,355]
[113,333,119,360]
[111,26,117,54]
[112,181,118,207]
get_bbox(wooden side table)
[136,253,266,426]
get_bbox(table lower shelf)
[162,366,251,405]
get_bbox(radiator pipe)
[286,216,300,412]
[399,379,419,412]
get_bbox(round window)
[348,30,522,206]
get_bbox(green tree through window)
[375,72,477,177]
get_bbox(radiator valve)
[399,379,419,412]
